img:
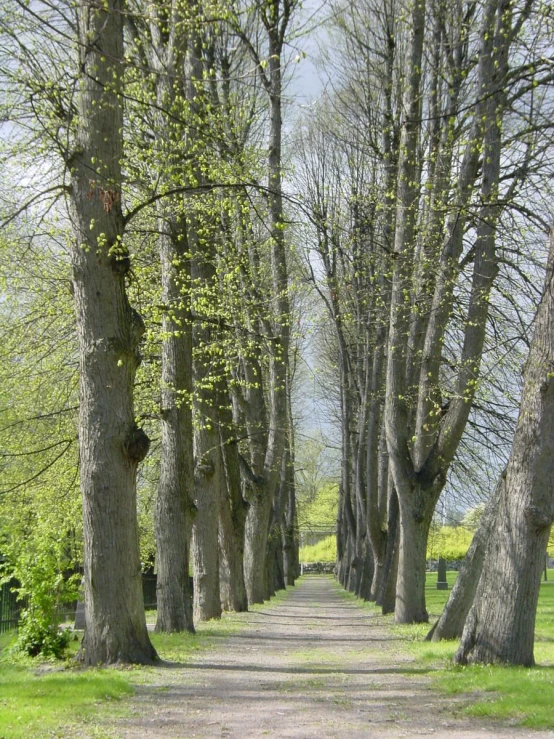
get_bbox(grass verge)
[424,576,554,729]
[340,570,554,729]
[0,586,292,738]
[0,663,133,739]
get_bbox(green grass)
[354,570,554,729]
[0,621,213,738]
[0,585,293,738]
[438,663,554,727]
[0,659,133,738]
[430,579,554,729]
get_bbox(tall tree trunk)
[336,493,347,585]
[456,230,554,666]
[395,490,433,622]
[192,401,222,621]
[357,537,374,601]
[236,354,271,605]
[282,386,299,585]
[239,8,291,603]
[134,0,196,635]
[367,402,387,601]
[218,386,248,612]
[427,471,505,641]
[191,269,223,620]
[369,435,389,600]
[70,0,156,665]
[218,485,248,612]
[378,484,399,614]
[383,0,427,624]
[381,536,399,616]
[282,439,299,585]
[385,0,513,623]
[155,215,194,633]
[186,22,222,622]
[244,486,273,603]
[269,452,289,594]
[266,507,285,597]
[367,13,396,603]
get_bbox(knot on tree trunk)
[109,252,131,275]
[412,506,425,524]
[524,505,553,532]
[125,425,150,463]
[231,497,250,527]
[195,456,215,480]
[131,307,145,340]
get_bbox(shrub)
[300,535,336,563]
[15,613,71,659]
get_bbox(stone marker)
[436,557,448,590]
[74,600,85,630]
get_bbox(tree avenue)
[0,0,553,671]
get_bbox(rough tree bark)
[191,244,223,622]
[244,481,274,603]
[155,211,195,633]
[426,472,505,641]
[377,481,399,615]
[281,434,299,585]
[140,0,195,634]
[455,229,554,666]
[70,0,157,665]
[218,381,249,613]
[192,402,223,621]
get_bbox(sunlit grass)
[438,663,554,728]
[0,584,294,737]
[0,661,133,738]
[388,571,554,728]
[428,578,554,728]
[336,569,554,728]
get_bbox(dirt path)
[114,576,553,739]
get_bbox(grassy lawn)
[426,574,554,729]
[354,569,554,729]
[0,662,133,739]
[0,588,291,738]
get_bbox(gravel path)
[114,576,553,739]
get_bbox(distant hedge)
[427,526,474,560]
[299,535,336,563]
[300,526,554,565]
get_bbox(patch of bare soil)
[109,576,554,738]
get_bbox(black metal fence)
[301,562,335,574]
[0,573,178,632]
[142,573,157,610]
[0,579,21,634]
